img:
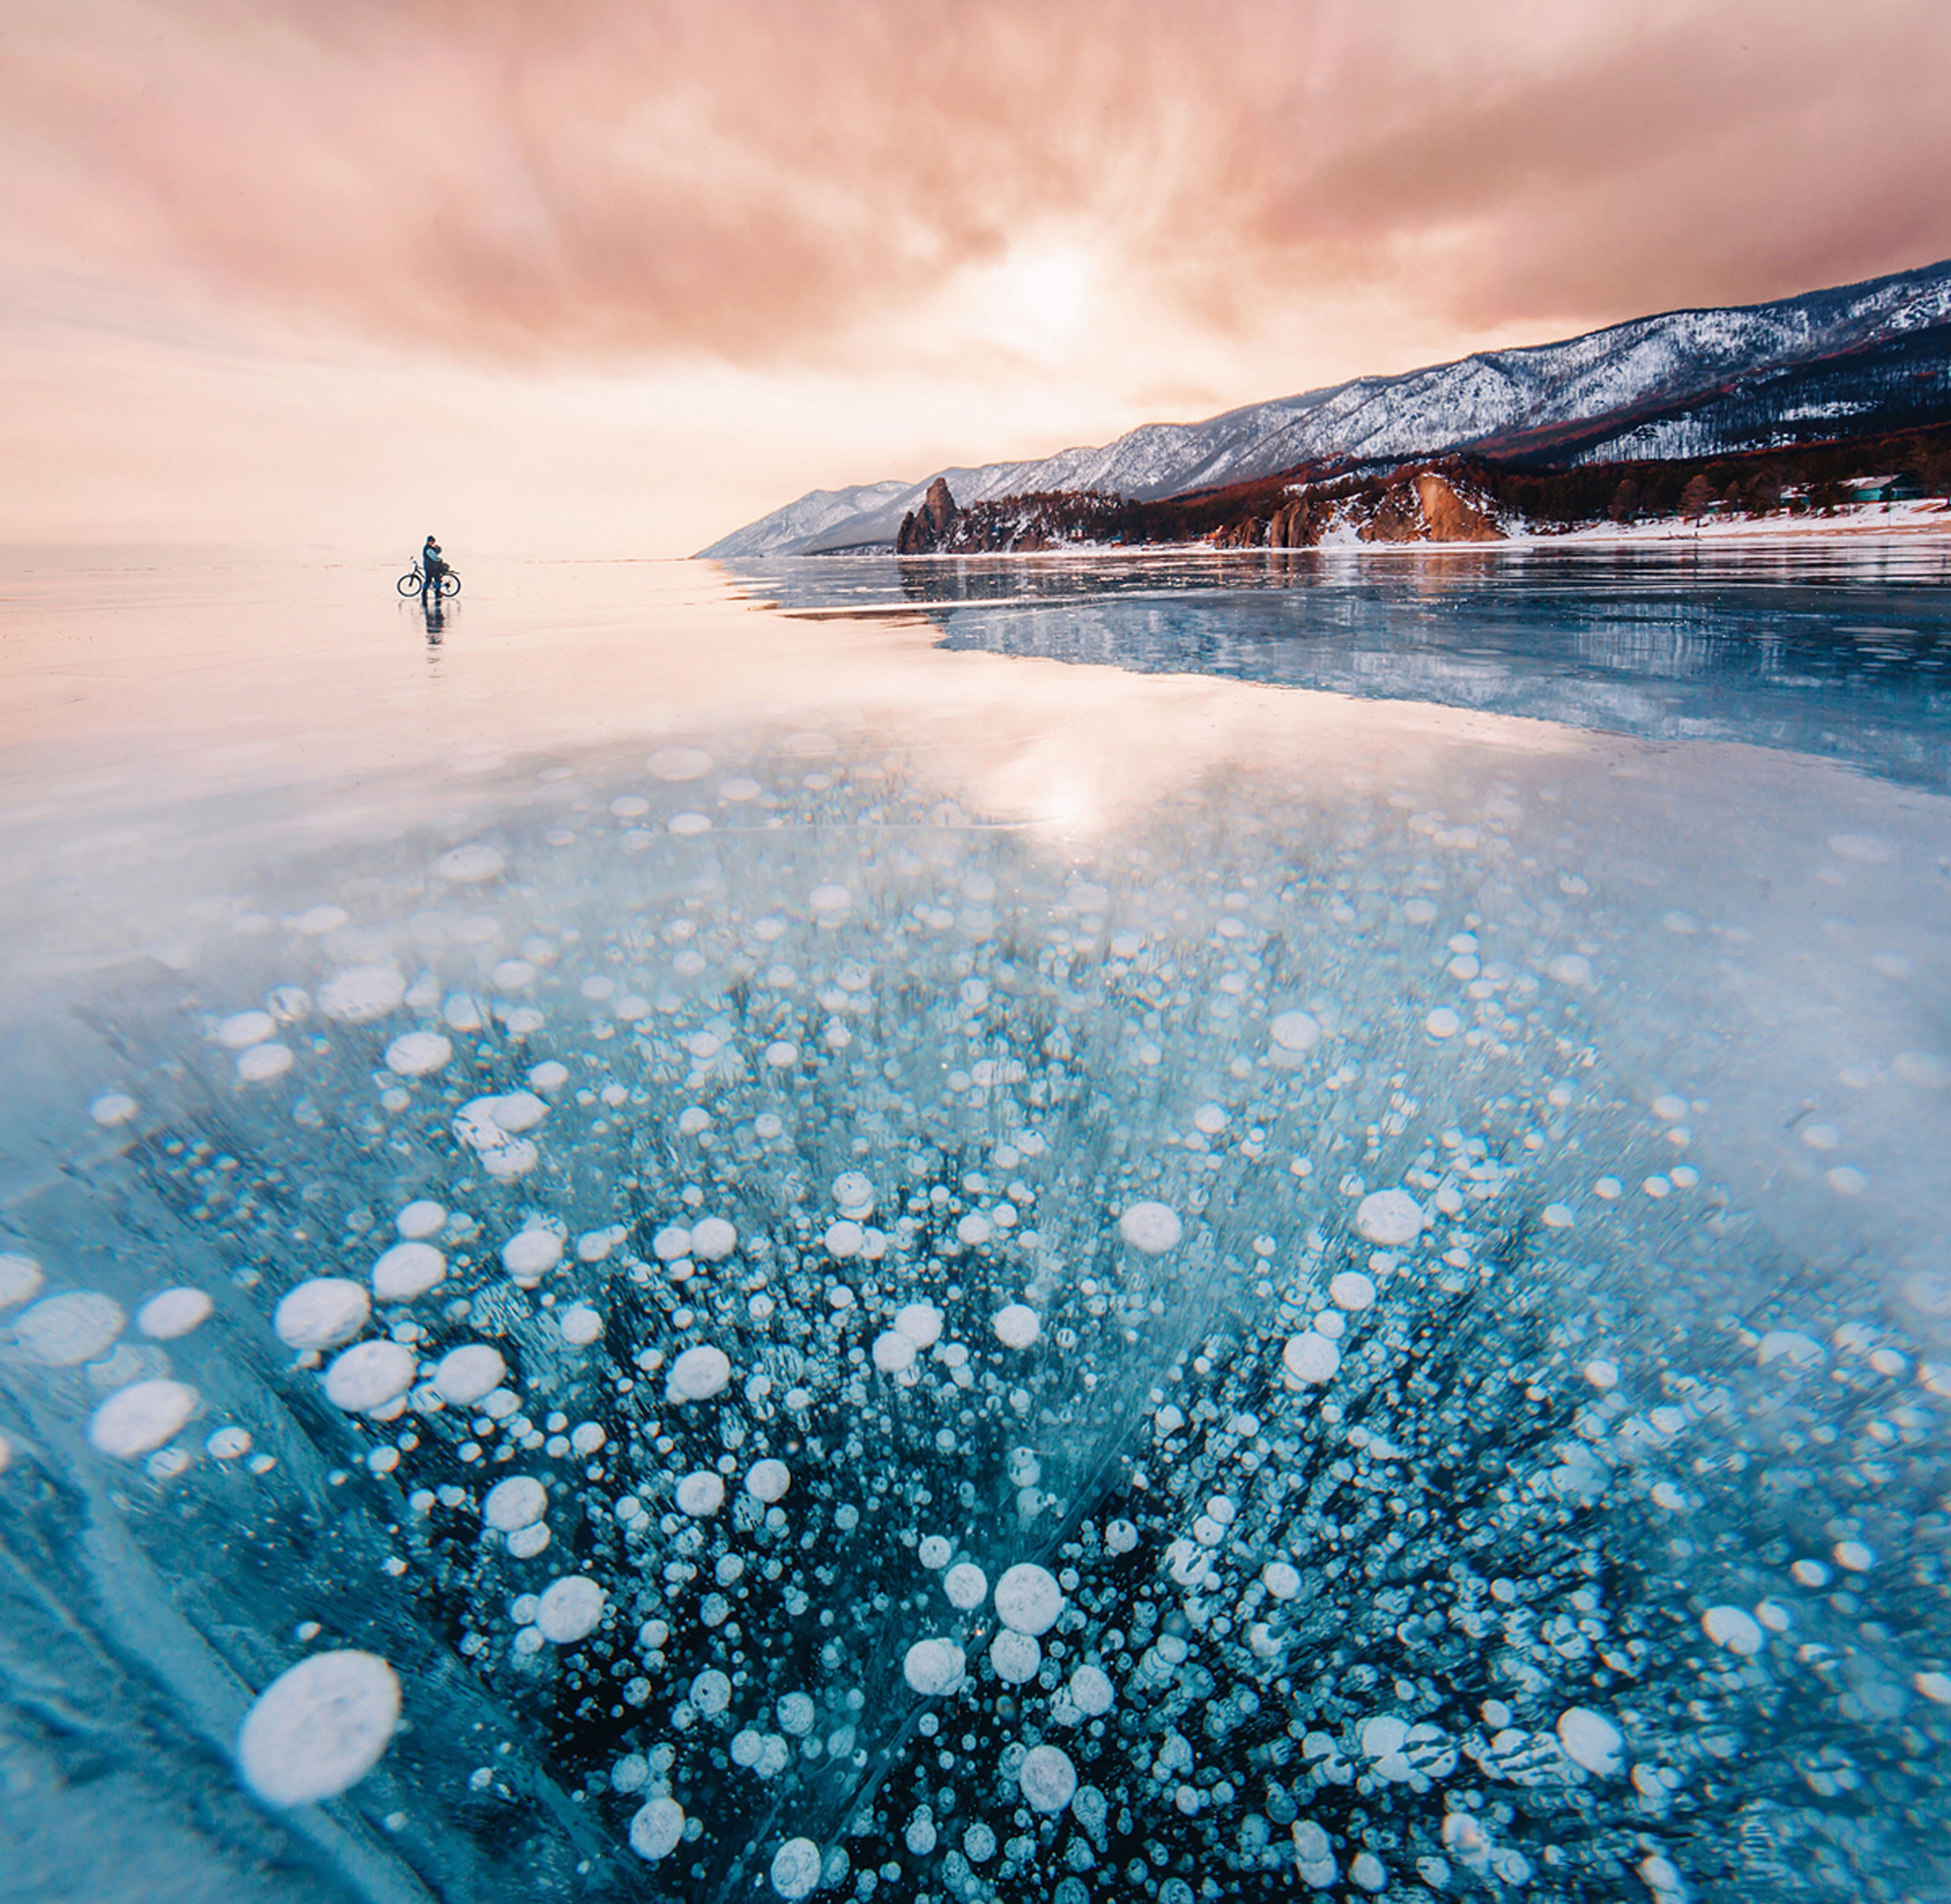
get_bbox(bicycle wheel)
[397,571,422,597]
[440,571,461,598]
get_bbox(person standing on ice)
[419,534,446,602]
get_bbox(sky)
[4,0,1951,558]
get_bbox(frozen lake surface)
[2,544,1949,1902]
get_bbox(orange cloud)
[8,0,1950,365]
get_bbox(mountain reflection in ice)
[2,552,1949,1903]
[732,543,1951,790]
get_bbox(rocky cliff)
[895,477,959,553]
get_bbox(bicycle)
[397,567,461,598]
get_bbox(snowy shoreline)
[789,496,1951,561]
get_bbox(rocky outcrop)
[895,485,1123,554]
[1411,472,1501,541]
[896,477,958,553]
[1245,466,1505,547]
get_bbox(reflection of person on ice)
[420,534,445,602]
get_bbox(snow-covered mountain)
[698,258,1951,557]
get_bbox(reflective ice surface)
[2,547,1949,1902]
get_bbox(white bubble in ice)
[482,1475,547,1531]
[395,1201,446,1240]
[944,1563,987,1611]
[1354,1190,1423,1246]
[1424,1008,1461,1039]
[1263,1561,1302,1600]
[206,1426,250,1460]
[1282,1332,1340,1386]
[1328,1272,1376,1312]
[317,966,406,1024]
[237,1043,294,1082]
[1757,1331,1822,1368]
[137,1287,213,1339]
[1834,1540,1875,1573]
[507,1523,551,1559]
[1916,1672,1951,1705]
[992,1304,1040,1350]
[689,1217,737,1261]
[533,1575,606,1644]
[372,1242,445,1302]
[745,1459,791,1503]
[501,1227,563,1287]
[528,1060,569,1092]
[777,1693,815,1736]
[1069,1664,1114,1715]
[904,1639,966,1696]
[647,746,714,781]
[1018,1743,1077,1813]
[435,1344,507,1407]
[385,1032,452,1077]
[770,1837,821,1900]
[1118,1201,1182,1253]
[1702,1605,1765,1656]
[990,1630,1041,1683]
[831,1171,874,1216]
[488,1091,547,1133]
[809,884,851,914]
[558,1304,603,1347]
[691,1668,732,1714]
[88,1379,199,1458]
[826,1221,865,1260]
[218,1010,276,1049]
[236,1650,401,1806]
[90,1092,139,1127]
[275,1278,369,1351]
[1270,1010,1320,1053]
[677,1472,725,1517]
[894,1302,943,1347]
[16,1292,124,1366]
[629,1795,685,1861]
[918,1535,952,1569]
[1828,832,1895,864]
[872,1329,916,1373]
[994,1563,1063,1635]
[1191,1102,1227,1136]
[435,843,505,883]
[1894,1051,1951,1089]
[323,1340,416,1413]
[0,1253,45,1310]
[667,1344,732,1403]
[1555,1707,1624,1776]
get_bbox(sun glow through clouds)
[962,243,1098,365]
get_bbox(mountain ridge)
[698,256,1951,557]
